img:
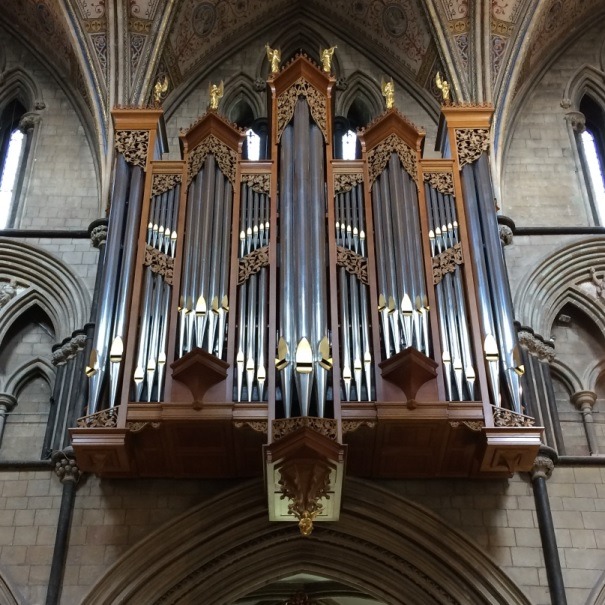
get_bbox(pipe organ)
[72,53,542,533]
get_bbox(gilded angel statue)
[153,75,169,106]
[209,81,224,110]
[265,44,281,74]
[435,71,451,104]
[320,46,337,73]
[381,78,395,109]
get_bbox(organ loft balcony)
[71,52,541,531]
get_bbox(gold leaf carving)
[493,406,535,428]
[241,173,270,194]
[115,130,150,169]
[455,128,490,169]
[336,246,368,285]
[449,420,484,432]
[432,242,463,285]
[277,78,327,143]
[127,421,161,433]
[77,407,119,428]
[423,172,455,195]
[152,173,182,196]
[272,417,338,442]
[144,245,174,285]
[342,420,376,434]
[238,246,269,284]
[188,134,237,185]
[234,420,268,434]
[367,133,417,185]
[334,172,364,193]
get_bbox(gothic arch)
[220,73,264,124]
[514,237,605,338]
[335,70,384,125]
[0,239,90,342]
[550,361,582,396]
[83,478,531,605]
[2,357,54,398]
[563,64,605,110]
[0,67,43,113]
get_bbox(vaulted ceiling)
[1,0,604,165]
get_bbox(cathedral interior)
[1,1,605,604]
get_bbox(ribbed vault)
[82,478,531,605]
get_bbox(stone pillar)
[531,448,567,605]
[572,390,599,455]
[0,394,16,447]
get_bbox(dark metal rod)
[0,229,89,238]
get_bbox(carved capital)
[565,110,586,133]
[0,394,17,414]
[90,224,108,248]
[499,224,513,246]
[52,448,82,484]
[571,390,597,412]
[517,330,555,362]
[18,111,42,132]
[531,454,554,481]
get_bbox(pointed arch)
[83,478,531,605]
[220,73,264,124]
[3,357,54,398]
[0,67,42,113]
[0,239,90,342]
[563,64,605,110]
[514,237,605,338]
[550,360,583,396]
[335,70,383,126]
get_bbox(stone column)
[531,448,567,605]
[0,394,16,447]
[571,390,599,455]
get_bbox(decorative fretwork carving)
[455,128,490,169]
[188,134,237,185]
[152,173,182,196]
[115,130,150,169]
[277,78,328,143]
[336,246,368,285]
[432,242,463,284]
[449,420,484,432]
[127,421,161,433]
[238,246,269,284]
[518,331,555,362]
[423,172,454,195]
[241,173,270,194]
[234,420,269,434]
[272,417,338,442]
[334,172,364,193]
[493,406,535,428]
[144,245,174,285]
[342,420,376,434]
[77,407,119,428]
[367,133,417,185]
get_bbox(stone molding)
[51,332,88,366]
[571,390,597,411]
[0,394,17,414]
[564,110,586,133]
[517,330,555,362]
[531,454,555,481]
[52,447,82,484]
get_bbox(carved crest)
[334,172,364,193]
[277,78,328,143]
[423,172,455,195]
[152,173,182,196]
[115,130,150,169]
[367,133,417,185]
[188,134,237,185]
[241,173,270,194]
[455,128,490,168]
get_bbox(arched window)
[578,95,605,224]
[0,100,27,229]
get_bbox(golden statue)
[208,81,224,110]
[153,75,168,106]
[435,71,451,104]
[320,45,337,73]
[265,43,281,74]
[381,78,395,109]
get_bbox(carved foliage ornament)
[432,242,463,285]
[493,406,535,428]
[238,246,269,284]
[277,78,328,143]
[127,421,161,433]
[188,135,237,185]
[368,133,418,185]
[342,420,376,433]
[241,173,270,194]
[152,173,182,196]
[336,246,369,285]
[455,128,490,169]
[234,420,268,434]
[272,417,338,442]
[423,171,454,195]
[334,172,363,193]
[52,333,88,366]
[77,406,119,428]
[144,245,174,285]
[115,130,150,169]
[517,331,555,362]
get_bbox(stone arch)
[2,357,54,398]
[83,478,531,605]
[550,360,583,396]
[220,73,264,124]
[335,70,384,126]
[514,237,605,338]
[563,64,605,110]
[0,239,90,342]
[0,67,43,113]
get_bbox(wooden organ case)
[72,54,542,533]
